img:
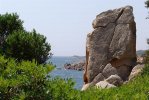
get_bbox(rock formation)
[64,62,85,71]
[83,6,136,89]
[63,56,85,71]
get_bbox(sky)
[0,0,149,56]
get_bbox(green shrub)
[0,13,23,49]
[4,29,51,64]
[0,55,76,100]
[0,13,51,64]
[145,0,149,8]
[1,53,149,99]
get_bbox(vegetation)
[145,0,149,18]
[0,13,23,39]
[5,29,51,64]
[0,53,149,99]
[0,13,23,53]
[0,55,76,99]
[0,13,51,64]
[1,2,149,98]
[145,0,149,8]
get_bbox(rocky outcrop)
[64,62,85,71]
[83,6,136,89]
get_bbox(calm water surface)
[47,56,84,89]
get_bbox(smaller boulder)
[96,81,116,89]
[105,74,123,86]
[128,64,145,81]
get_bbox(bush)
[0,13,51,64]
[145,0,149,8]
[0,13,23,49]
[1,53,149,99]
[4,29,51,64]
[0,55,76,99]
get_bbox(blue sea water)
[47,56,84,89]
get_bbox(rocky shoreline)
[63,55,144,71]
[64,62,85,71]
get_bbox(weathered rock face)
[105,74,123,86]
[84,6,136,85]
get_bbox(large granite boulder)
[83,6,136,86]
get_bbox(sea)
[46,56,85,89]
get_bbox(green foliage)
[0,13,23,35]
[0,13,51,64]
[1,53,149,99]
[0,13,23,48]
[145,0,149,8]
[0,55,76,99]
[4,29,51,64]
[145,0,149,18]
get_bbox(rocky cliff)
[83,6,136,89]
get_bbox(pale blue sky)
[0,0,149,56]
